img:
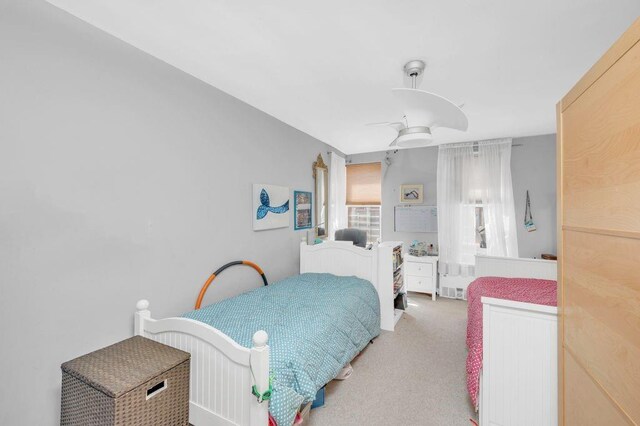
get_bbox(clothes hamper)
[61,336,190,426]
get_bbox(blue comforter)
[182,273,380,426]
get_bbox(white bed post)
[249,330,270,426]
[134,299,151,336]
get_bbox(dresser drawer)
[405,262,433,277]
[406,275,435,293]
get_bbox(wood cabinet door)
[557,17,640,425]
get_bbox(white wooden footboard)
[480,298,558,426]
[134,300,269,426]
[474,255,558,425]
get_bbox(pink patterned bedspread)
[466,276,557,408]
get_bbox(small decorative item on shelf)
[392,245,403,270]
[393,271,404,295]
[394,292,408,310]
[409,240,427,257]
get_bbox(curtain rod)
[327,142,522,159]
[439,138,520,149]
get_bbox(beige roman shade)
[346,162,382,205]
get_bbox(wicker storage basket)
[61,336,190,426]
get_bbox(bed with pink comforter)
[466,276,557,408]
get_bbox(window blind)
[346,162,382,205]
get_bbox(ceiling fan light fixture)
[394,126,432,148]
[368,59,468,148]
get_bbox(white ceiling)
[47,0,640,154]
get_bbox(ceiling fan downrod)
[403,60,425,89]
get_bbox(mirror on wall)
[313,154,329,238]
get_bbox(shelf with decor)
[379,241,405,330]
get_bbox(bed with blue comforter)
[182,272,380,426]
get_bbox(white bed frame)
[300,240,378,289]
[475,254,557,281]
[132,242,392,426]
[134,300,269,426]
[300,240,401,331]
[475,255,558,426]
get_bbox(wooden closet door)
[557,18,640,425]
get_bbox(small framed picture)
[294,190,313,230]
[400,184,424,203]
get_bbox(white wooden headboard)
[475,255,557,281]
[300,241,379,289]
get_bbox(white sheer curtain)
[437,142,477,276]
[437,138,518,276]
[328,152,347,240]
[475,140,519,259]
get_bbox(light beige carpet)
[308,294,477,426]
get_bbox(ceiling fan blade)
[366,121,406,131]
[389,138,399,147]
[391,88,468,131]
[387,122,406,132]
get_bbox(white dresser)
[404,254,438,301]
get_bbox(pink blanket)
[466,276,557,408]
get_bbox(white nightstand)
[404,254,438,301]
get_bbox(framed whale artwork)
[252,184,290,231]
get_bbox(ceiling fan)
[368,60,468,148]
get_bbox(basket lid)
[61,336,190,397]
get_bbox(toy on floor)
[334,363,353,380]
[311,386,325,409]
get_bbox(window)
[466,189,487,254]
[438,139,518,276]
[346,162,382,243]
[475,205,486,249]
[348,205,381,243]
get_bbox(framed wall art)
[253,184,290,231]
[294,190,312,230]
[400,184,424,203]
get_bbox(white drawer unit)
[404,254,438,301]
[405,261,433,277]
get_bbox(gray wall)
[511,135,557,258]
[348,134,557,258]
[0,2,340,424]
[348,148,440,248]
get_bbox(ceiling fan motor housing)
[403,60,425,78]
[394,126,433,148]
